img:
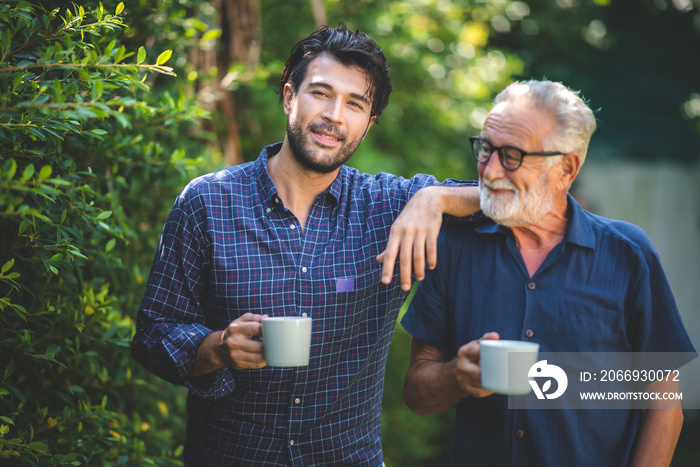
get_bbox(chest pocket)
[305,268,381,340]
[555,300,628,352]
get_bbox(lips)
[313,130,341,142]
[309,124,344,144]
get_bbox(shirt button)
[289,440,295,446]
[295,398,301,404]
[290,224,296,230]
[274,197,280,204]
[301,267,307,273]
[527,281,536,290]
[525,329,534,338]
[515,429,525,439]
[301,312,308,318]
[266,208,271,213]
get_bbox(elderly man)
[401,80,696,466]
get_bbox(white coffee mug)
[262,316,312,367]
[480,339,539,395]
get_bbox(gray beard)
[480,173,554,227]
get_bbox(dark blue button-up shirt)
[402,194,696,467]
[132,142,477,466]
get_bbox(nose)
[322,97,344,124]
[480,149,506,181]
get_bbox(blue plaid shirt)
[132,142,477,466]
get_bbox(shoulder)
[180,160,257,199]
[340,166,439,195]
[432,220,494,265]
[581,209,656,258]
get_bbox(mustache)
[481,178,518,192]
[308,122,346,141]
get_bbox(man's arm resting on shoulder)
[630,379,684,467]
[187,313,268,378]
[378,185,480,291]
[404,334,496,415]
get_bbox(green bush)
[0,2,211,464]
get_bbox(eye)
[348,100,365,111]
[502,147,523,167]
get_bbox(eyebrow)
[308,82,372,106]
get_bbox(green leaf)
[21,164,35,181]
[4,359,15,381]
[3,159,17,179]
[114,45,126,63]
[156,49,172,65]
[27,442,47,453]
[137,46,146,64]
[116,2,125,15]
[201,29,222,43]
[38,165,52,180]
[1,259,14,274]
[95,210,112,220]
[105,238,116,252]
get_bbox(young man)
[401,80,697,466]
[132,24,479,465]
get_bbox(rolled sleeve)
[132,186,238,399]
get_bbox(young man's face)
[283,53,376,174]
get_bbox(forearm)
[424,184,480,218]
[404,358,469,415]
[630,380,684,466]
[631,409,683,466]
[187,330,226,378]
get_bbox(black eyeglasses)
[469,136,567,171]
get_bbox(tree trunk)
[218,0,261,166]
[191,0,261,166]
[309,0,327,27]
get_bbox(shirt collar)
[256,142,343,208]
[563,193,596,249]
[256,142,283,207]
[474,193,596,250]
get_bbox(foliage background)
[1,0,698,465]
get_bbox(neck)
[267,141,339,230]
[510,197,570,276]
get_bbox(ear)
[282,82,295,116]
[360,115,377,141]
[558,152,581,190]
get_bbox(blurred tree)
[487,0,700,163]
[0,1,215,464]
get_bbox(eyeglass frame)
[469,135,568,171]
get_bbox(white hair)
[494,80,597,165]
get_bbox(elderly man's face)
[477,102,561,227]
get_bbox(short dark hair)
[278,23,392,121]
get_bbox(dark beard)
[286,120,361,174]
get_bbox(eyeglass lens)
[472,139,522,170]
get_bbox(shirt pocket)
[555,300,628,351]
[315,269,382,340]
